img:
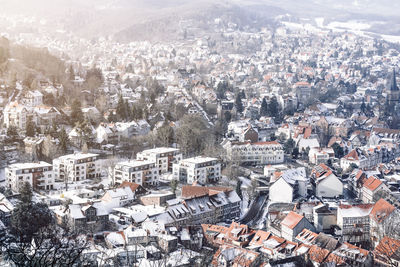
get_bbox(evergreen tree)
[68,65,75,81]
[170,179,178,195]
[25,117,36,137]
[70,99,84,125]
[116,95,127,121]
[284,137,295,154]
[260,98,268,116]
[7,125,18,140]
[11,182,53,242]
[235,93,244,113]
[58,127,68,153]
[332,142,344,158]
[267,96,279,118]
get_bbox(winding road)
[239,193,268,225]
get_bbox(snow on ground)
[326,20,371,31]
[281,21,321,33]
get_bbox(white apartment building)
[114,160,159,187]
[173,156,221,184]
[136,147,182,174]
[6,161,54,192]
[53,153,101,182]
[224,140,284,165]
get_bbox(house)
[96,123,119,144]
[212,244,261,267]
[280,211,315,241]
[361,176,389,203]
[24,90,43,107]
[54,202,109,233]
[312,204,337,233]
[369,198,396,246]
[269,167,307,203]
[311,164,343,198]
[101,186,136,212]
[0,193,14,226]
[239,125,259,143]
[373,236,400,266]
[224,140,284,165]
[173,156,221,184]
[337,204,373,245]
[114,160,159,187]
[349,169,368,198]
[53,153,101,182]
[294,81,312,105]
[137,147,182,174]
[34,105,61,127]
[308,147,334,165]
[202,222,255,248]
[3,101,32,129]
[140,191,175,206]
[153,186,241,227]
[6,161,54,192]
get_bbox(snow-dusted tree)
[0,182,88,266]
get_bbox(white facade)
[269,177,293,203]
[224,141,284,165]
[316,173,343,198]
[6,161,54,192]
[3,101,31,129]
[114,160,159,187]
[137,147,182,174]
[53,153,101,182]
[173,156,221,184]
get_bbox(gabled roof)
[281,211,304,230]
[370,198,395,223]
[181,185,232,199]
[343,149,359,161]
[363,176,383,192]
[374,236,400,262]
[119,181,142,192]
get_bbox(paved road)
[239,193,268,225]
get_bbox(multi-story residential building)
[172,156,221,184]
[114,160,159,187]
[24,90,43,107]
[294,81,312,105]
[223,140,284,165]
[153,186,241,227]
[6,161,54,192]
[361,176,389,203]
[280,211,315,242]
[341,144,400,171]
[53,202,109,233]
[311,163,343,198]
[3,101,32,129]
[53,153,101,182]
[337,204,373,246]
[137,147,182,174]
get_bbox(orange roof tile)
[363,176,383,192]
[370,198,395,223]
[281,211,304,230]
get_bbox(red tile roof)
[363,176,383,192]
[344,149,359,161]
[370,198,395,223]
[374,236,400,261]
[281,211,304,230]
[119,181,140,192]
[181,185,232,199]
